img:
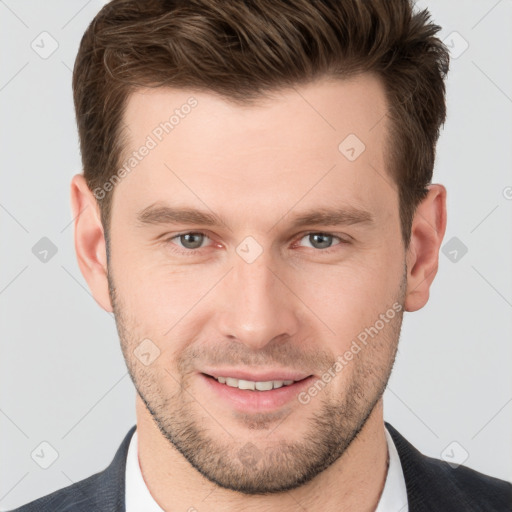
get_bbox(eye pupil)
[310,233,332,249]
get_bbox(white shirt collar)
[125,425,408,511]
[375,426,409,512]
[125,429,165,512]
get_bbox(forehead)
[114,74,396,228]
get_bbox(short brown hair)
[72,0,449,250]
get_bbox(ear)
[404,184,447,312]
[70,173,113,313]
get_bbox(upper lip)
[201,368,312,382]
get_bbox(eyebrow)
[136,203,375,230]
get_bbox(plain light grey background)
[1,0,511,509]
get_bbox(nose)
[217,248,300,350]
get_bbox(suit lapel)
[385,422,479,512]
[81,424,136,511]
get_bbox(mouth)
[202,373,308,391]
[199,372,315,412]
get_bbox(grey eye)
[301,233,338,250]
[177,232,206,249]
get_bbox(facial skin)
[71,73,446,511]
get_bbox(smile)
[212,375,298,391]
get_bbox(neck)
[134,395,389,512]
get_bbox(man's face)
[108,74,407,494]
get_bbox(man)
[10,0,512,511]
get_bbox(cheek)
[290,253,402,343]
[113,251,223,348]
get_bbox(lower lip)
[200,373,315,412]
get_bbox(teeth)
[215,376,297,391]
[255,381,273,391]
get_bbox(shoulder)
[8,425,137,512]
[385,422,512,511]
[8,470,109,512]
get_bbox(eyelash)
[163,231,349,256]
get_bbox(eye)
[296,232,347,252]
[167,231,211,253]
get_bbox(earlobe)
[70,173,113,313]
[404,184,447,312]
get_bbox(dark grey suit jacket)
[9,422,512,511]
